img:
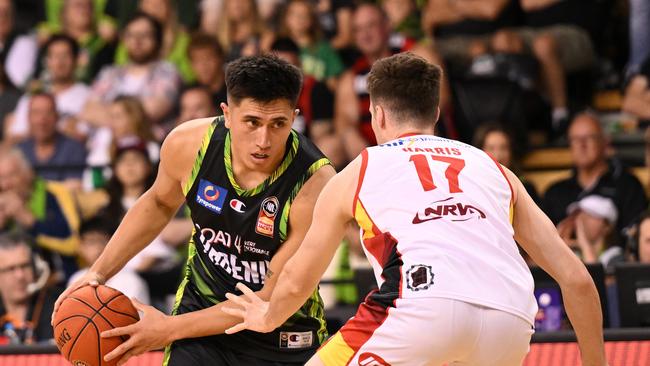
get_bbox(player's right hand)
[51,271,106,325]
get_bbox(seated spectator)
[0,232,62,344]
[0,0,38,88]
[277,0,344,90]
[382,0,423,48]
[114,0,193,82]
[543,113,648,247]
[8,35,90,141]
[68,217,150,304]
[335,3,448,163]
[562,195,623,271]
[203,0,273,61]
[177,86,217,126]
[17,92,87,188]
[472,123,540,204]
[187,33,226,112]
[270,37,342,166]
[80,12,181,128]
[622,55,650,123]
[0,62,20,141]
[484,0,596,132]
[87,96,160,176]
[312,0,353,50]
[36,0,117,83]
[631,212,650,263]
[0,148,81,281]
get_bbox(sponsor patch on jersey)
[196,179,228,214]
[229,199,246,213]
[279,331,313,349]
[358,352,391,366]
[406,264,434,292]
[256,196,279,237]
[412,197,486,224]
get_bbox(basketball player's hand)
[51,271,105,325]
[223,283,274,334]
[102,298,173,366]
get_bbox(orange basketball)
[53,285,140,366]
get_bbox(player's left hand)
[101,298,174,366]
[222,282,274,334]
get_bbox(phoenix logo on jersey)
[358,352,391,366]
[412,197,486,224]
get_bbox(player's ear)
[375,104,386,129]
[221,102,231,128]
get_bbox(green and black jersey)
[167,116,330,362]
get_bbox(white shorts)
[316,297,534,366]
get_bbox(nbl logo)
[358,352,391,366]
[406,264,435,291]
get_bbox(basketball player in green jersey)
[52,55,336,365]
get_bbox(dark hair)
[270,37,300,55]
[225,54,302,106]
[0,231,32,252]
[367,52,441,125]
[43,33,80,60]
[278,0,322,43]
[80,216,114,237]
[181,84,212,98]
[472,123,514,151]
[124,12,164,51]
[188,32,224,59]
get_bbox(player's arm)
[159,164,336,341]
[504,167,607,366]
[52,119,211,317]
[223,157,360,333]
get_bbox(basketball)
[53,285,140,366]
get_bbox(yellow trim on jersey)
[354,200,377,240]
[316,332,356,366]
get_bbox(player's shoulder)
[163,117,216,152]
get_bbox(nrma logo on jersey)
[196,179,228,214]
[412,197,486,224]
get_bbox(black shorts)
[163,336,305,366]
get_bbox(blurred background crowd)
[0,0,649,346]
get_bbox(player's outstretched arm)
[505,168,608,366]
[52,119,212,322]
[223,157,359,333]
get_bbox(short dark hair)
[80,216,114,237]
[367,52,441,125]
[225,55,303,106]
[124,12,164,51]
[43,33,80,60]
[188,32,224,59]
[270,37,300,55]
[472,123,513,150]
[0,231,32,252]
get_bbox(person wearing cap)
[564,195,624,271]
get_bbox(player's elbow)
[559,265,595,294]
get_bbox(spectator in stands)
[0,62,20,141]
[277,0,344,91]
[382,0,423,46]
[187,33,226,112]
[543,113,647,247]
[632,212,650,264]
[87,96,160,174]
[202,0,273,61]
[627,0,650,77]
[473,123,540,204]
[0,232,62,344]
[334,3,447,163]
[486,0,596,132]
[563,195,623,271]
[421,0,519,63]
[113,0,193,83]
[80,12,181,128]
[0,0,38,88]
[68,217,150,305]
[17,92,87,188]
[0,148,81,282]
[7,35,90,141]
[312,0,353,50]
[177,86,217,125]
[37,0,117,83]
[622,55,650,123]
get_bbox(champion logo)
[229,199,246,213]
[358,352,391,366]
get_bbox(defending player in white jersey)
[223,53,608,366]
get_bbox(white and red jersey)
[353,134,537,325]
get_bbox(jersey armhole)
[352,149,369,216]
[181,119,218,196]
[487,153,515,206]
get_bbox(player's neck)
[231,146,285,190]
